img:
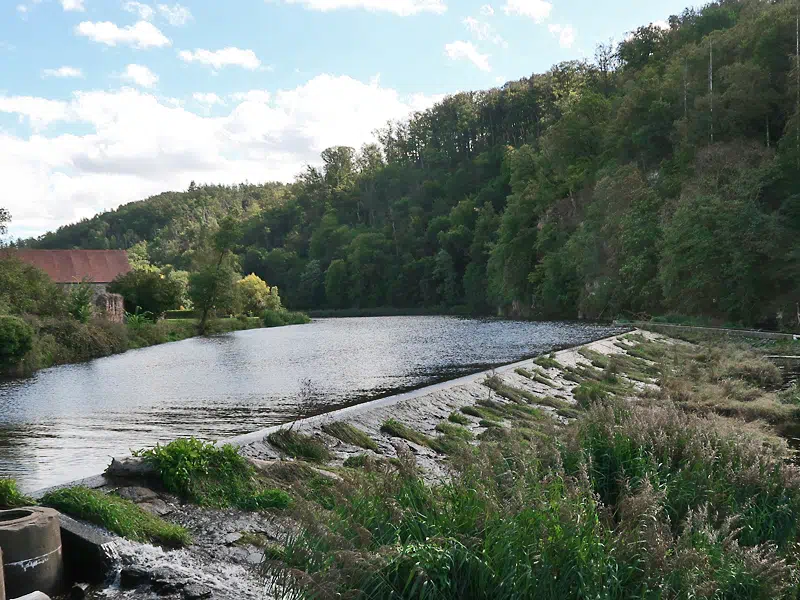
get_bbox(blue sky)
[0,0,697,238]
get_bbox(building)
[12,249,132,294]
[9,249,132,322]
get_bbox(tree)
[0,316,34,369]
[0,207,9,240]
[235,274,280,316]
[325,260,349,308]
[108,269,186,316]
[0,256,65,316]
[191,218,242,332]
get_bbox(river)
[0,316,625,491]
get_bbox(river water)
[0,316,624,491]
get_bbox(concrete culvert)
[0,508,63,598]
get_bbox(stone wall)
[94,293,125,323]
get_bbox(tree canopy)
[22,0,800,327]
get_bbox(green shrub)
[42,487,190,547]
[135,438,291,510]
[0,316,34,368]
[0,479,33,508]
[263,308,312,328]
[448,412,471,425]
[0,256,65,316]
[109,269,185,316]
[321,422,378,451]
[268,429,332,463]
[573,382,609,409]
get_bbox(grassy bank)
[255,333,800,599]
[3,314,295,378]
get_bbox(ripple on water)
[0,316,626,491]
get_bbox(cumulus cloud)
[192,92,224,106]
[60,0,85,10]
[0,76,447,237]
[503,0,551,23]
[123,1,155,20]
[279,0,446,16]
[179,47,261,70]
[445,40,491,72]
[157,4,192,25]
[42,66,84,78]
[75,20,171,48]
[463,16,506,47]
[231,90,272,103]
[121,64,158,88]
[548,24,576,48]
[480,4,494,16]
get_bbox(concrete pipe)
[0,508,63,598]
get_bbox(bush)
[109,269,186,316]
[0,479,33,508]
[0,256,64,316]
[263,308,311,328]
[0,316,34,368]
[42,486,190,547]
[235,274,281,316]
[67,282,94,323]
[135,438,291,510]
[268,429,332,463]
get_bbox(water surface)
[0,316,624,491]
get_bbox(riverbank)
[15,328,800,599]
[4,314,309,379]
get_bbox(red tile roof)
[9,250,132,284]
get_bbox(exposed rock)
[120,565,151,589]
[116,486,159,503]
[151,567,187,595]
[184,583,213,600]
[223,532,242,545]
[70,582,90,599]
[139,498,173,516]
[246,552,262,566]
[106,457,158,479]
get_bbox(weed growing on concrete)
[448,411,471,425]
[268,429,333,464]
[42,487,190,547]
[136,438,292,510]
[435,421,474,441]
[0,478,33,509]
[321,422,378,451]
[381,419,467,455]
[533,354,561,370]
[515,367,555,387]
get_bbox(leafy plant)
[41,486,190,547]
[0,478,33,508]
[0,316,34,368]
[135,438,291,510]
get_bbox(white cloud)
[503,0,551,23]
[123,1,155,20]
[121,64,158,88]
[548,24,576,49]
[43,66,84,78]
[231,90,272,103]
[463,16,506,47]
[60,0,85,11]
[279,0,446,16]
[76,20,171,48]
[0,77,446,237]
[158,4,192,25]
[179,47,261,70]
[192,92,224,106]
[445,40,491,72]
[480,4,494,16]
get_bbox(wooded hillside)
[25,0,800,327]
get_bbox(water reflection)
[0,316,624,491]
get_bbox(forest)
[17,0,800,328]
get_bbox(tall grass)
[267,400,800,599]
[42,487,190,548]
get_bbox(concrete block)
[0,508,63,599]
[58,515,115,585]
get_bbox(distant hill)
[24,0,800,327]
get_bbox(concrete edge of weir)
[31,327,634,499]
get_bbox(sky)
[0,0,698,239]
